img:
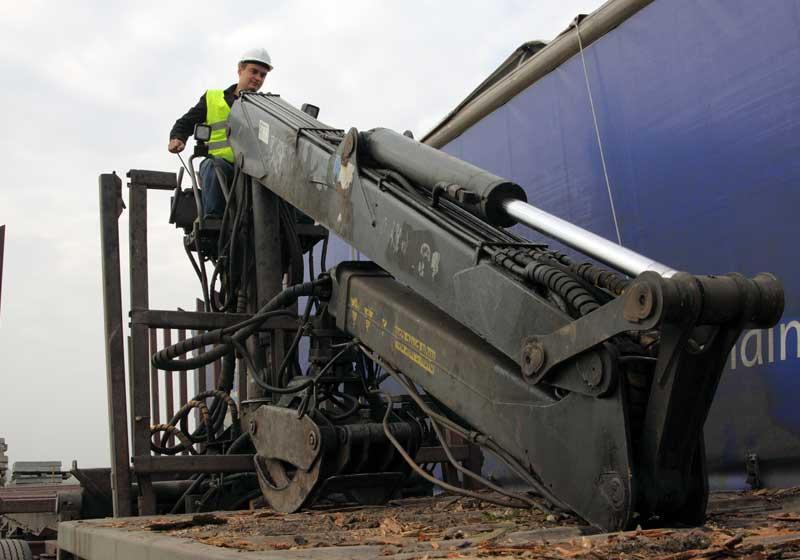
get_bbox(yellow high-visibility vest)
[205,90,234,163]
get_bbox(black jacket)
[169,84,238,142]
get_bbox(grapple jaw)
[250,404,422,512]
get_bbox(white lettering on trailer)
[728,321,799,370]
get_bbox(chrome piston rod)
[502,199,677,278]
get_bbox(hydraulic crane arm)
[181,92,786,531]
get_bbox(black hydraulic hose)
[366,164,616,316]
[518,250,619,305]
[168,431,252,514]
[226,431,252,455]
[227,310,300,334]
[153,329,230,371]
[183,242,205,290]
[370,164,517,250]
[514,253,600,316]
[436,193,518,244]
[360,167,483,249]
[166,398,222,450]
[378,391,535,510]
[401,376,541,508]
[379,168,417,194]
[277,296,314,387]
[228,488,263,510]
[209,258,227,312]
[168,474,207,514]
[177,400,212,447]
[571,261,630,296]
[193,391,239,425]
[320,390,361,421]
[219,265,253,392]
[206,393,229,434]
[279,202,305,285]
[157,390,237,452]
[152,278,330,371]
[150,424,198,455]
[217,173,251,313]
[195,237,211,311]
[361,344,567,511]
[245,340,357,395]
[218,352,237,393]
[320,233,329,272]
[183,153,204,230]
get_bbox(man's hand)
[168,138,186,154]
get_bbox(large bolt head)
[578,354,604,388]
[623,282,654,322]
[521,341,546,378]
[341,131,356,164]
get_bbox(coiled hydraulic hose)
[152,278,331,371]
[521,258,599,316]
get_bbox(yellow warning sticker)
[392,325,436,374]
[394,341,435,375]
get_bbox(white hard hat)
[239,48,273,70]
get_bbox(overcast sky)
[0,0,606,470]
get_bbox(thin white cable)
[575,18,623,246]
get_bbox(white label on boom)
[258,121,270,144]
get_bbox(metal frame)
[99,170,263,515]
[99,174,132,517]
[99,169,480,518]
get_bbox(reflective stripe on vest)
[205,90,234,163]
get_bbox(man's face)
[237,62,270,92]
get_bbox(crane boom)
[157,92,783,531]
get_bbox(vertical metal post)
[213,359,221,389]
[128,181,156,514]
[237,356,248,403]
[163,329,175,448]
[149,329,160,444]
[178,328,189,454]
[195,299,208,396]
[178,328,188,406]
[249,182,284,402]
[193,300,207,452]
[98,173,132,517]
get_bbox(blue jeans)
[199,157,233,217]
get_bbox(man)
[168,48,273,217]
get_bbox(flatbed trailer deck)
[58,489,800,559]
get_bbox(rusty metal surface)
[128,182,156,515]
[0,497,56,514]
[131,310,298,332]
[0,438,7,488]
[132,455,254,474]
[58,489,800,559]
[0,484,79,514]
[178,329,189,437]
[127,169,177,190]
[149,328,161,435]
[98,173,133,517]
[163,328,175,449]
[130,446,468,478]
